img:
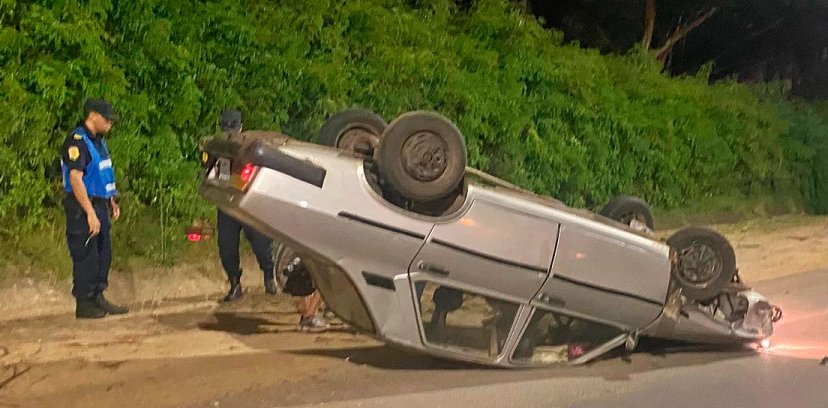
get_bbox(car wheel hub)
[338,128,380,152]
[619,212,643,225]
[402,131,448,182]
[675,243,722,288]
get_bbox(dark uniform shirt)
[62,123,106,173]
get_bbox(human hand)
[87,212,101,236]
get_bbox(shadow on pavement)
[288,344,491,370]
[196,312,284,335]
[287,337,758,374]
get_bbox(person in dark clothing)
[281,255,330,332]
[214,110,277,301]
[61,99,129,319]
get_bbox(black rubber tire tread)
[666,226,737,302]
[599,195,655,230]
[317,109,387,150]
[376,111,467,202]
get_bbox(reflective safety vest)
[62,127,118,199]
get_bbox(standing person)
[214,110,277,301]
[61,99,129,319]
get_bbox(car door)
[534,221,671,330]
[408,199,560,360]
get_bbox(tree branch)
[642,0,656,49]
[656,7,719,61]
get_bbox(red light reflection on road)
[755,306,828,360]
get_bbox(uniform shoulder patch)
[67,146,80,161]
[73,133,82,140]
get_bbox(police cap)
[220,110,242,132]
[84,99,118,122]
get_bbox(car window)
[511,308,623,365]
[415,281,520,358]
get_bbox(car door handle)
[417,261,450,276]
[538,293,566,308]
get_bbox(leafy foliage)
[774,99,828,214]
[0,0,825,266]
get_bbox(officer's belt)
[65,193,109,207]
[90,197,109,206]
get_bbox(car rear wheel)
[317,109,387,156]
[375,111,467,202]
[667,227,737,302]
[599,195,654,232]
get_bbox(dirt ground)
[0,215,826,408]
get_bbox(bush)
[0,0,823,268]
[776,101,828,214]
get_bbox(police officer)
[61,99,129,319]
[214,110,277,301]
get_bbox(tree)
[640,0,721,63]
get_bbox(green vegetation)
[1,0,825,274]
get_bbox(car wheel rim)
[675,242,722,289]
[619,212,652,234]
[618,212,645,226]
[276,246,297,286]
[401,131,449,182]
[338,128,380,152]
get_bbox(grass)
[0,205,229,282]
[650,191,805,230]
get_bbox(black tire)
[317,109,387,155]
[375,111,467,202]
[667,227,737,302]
[599,196,655,231]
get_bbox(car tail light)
[187,232,202,242]
[233,162,259,191]
[240,163,257,183]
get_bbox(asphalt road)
[202,268,828,408]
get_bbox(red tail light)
[187,232,202,242]
[240,162,256,183]
[234,162,259,191]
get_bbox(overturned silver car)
[199,110,782,367]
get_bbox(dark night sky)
[525,0,828,98]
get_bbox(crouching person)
[281,256,330,332]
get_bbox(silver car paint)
[199,134,775,367]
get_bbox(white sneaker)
[298,315,330,333]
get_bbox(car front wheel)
[667,227,738,302]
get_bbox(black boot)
[76,297,107,319]
[94,292,129,315]
[222,278,243,302]
[264,278,278,295]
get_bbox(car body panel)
[198,133,780,367]
[413,198,558,300]
[537,222,671,329]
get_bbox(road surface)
[2,268,825,408]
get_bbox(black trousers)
[64,194,111,299]
[217,209,274,282]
